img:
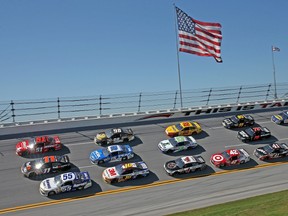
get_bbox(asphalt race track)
[0,110,288,215]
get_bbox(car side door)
[35,143,45,153]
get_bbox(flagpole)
[271,46,278,99]
[173,4,183,108]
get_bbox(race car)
[165,121,202,137]
[210,148,250,167]
[222,114,254,129]
[89,144,134,165]
[16,136,62,156]
[254,143,288,160]
[271,110,288,124]
[21,155,71,178]
[94,128,134,145]
[164,155,206,176]
[237,126,271,142]
[158,136,198,154]
[102,161,149,184]
[39,171,92,196]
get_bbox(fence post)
[206,88,212,105]
[57,97,61,119]
[10,100,15,123]
[173,91,178,109]
[99,95,102,115]
[138,93,142,112]
[265,84,272,101]
[236,86,242,103]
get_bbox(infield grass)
[166,189,288,216]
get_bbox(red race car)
[210,148,250,168]
[16,136,62,156]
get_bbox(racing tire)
[78,186,84,190]
[200,165,207,171]
[171,172,179,177]
[123,138,129,142]
[220,163,225,167]
[166,150,173,154]
[122,156,128,161]
[48,191,56,196]
[28,172,36,178]
[98,160,104,165]
[240,160,245,164]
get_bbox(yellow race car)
[165,121,202,137]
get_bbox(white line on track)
[225,143,248,148]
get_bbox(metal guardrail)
[1,82,288,123]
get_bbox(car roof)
[181,156,197,164]
[60,172,76,182]
[173,136,188,143]
[107,145,123,153]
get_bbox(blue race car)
[39,171,92,196]
[271,111,288,125]
[89,144,134,165]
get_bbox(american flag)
[176,7,223,63]
[272,46,280,52]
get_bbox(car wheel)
[200,165,207,170]
[98,160,104,165]
[48,191,56,196]
[122,156,128,161]
[240,160,245,164]
[28,172,36,178]
[220,163,225,167]
[78,186,84,190]
[171,172,179,176]
[123,138,128,142]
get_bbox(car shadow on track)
[218,158,258,170]
[48,180,101,200]
[27,163,80,181]
[243,136,279,145]
[108,170,159,187]
[193,131,209,140]
[165,145,206,157]
[171,165,216,179]
[260,156,288,163]
[20,146,71,159]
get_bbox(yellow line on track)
[1,161,288,215]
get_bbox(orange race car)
[165,121,202,137]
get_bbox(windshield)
[222,151,231,160]
[230,116,239,123]
[175,124,183,131]
[263,145,274,154]
[105,129,114,138]
[54,175,63,186]
[280,112,288,118]
[31,159,44,168]
[168,138,177,147]
[245,128,254,137]
[28,138,36,149]
[102,149,110,157]
[175,158,185,169]
[115,164,124,174]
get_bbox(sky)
[0,0,287,101]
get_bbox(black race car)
[222,114,254,129]
[254,143,288,160]
[21,155,70,178]
[94,128,135,145]
[237,126,271,142]
[164,155,206,176]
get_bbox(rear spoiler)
[196,155,205,163]
[63,155,70,163]
[126,128,134,135]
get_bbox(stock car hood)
[165,126,178,135]
[96,132,107,141]
[271,115,283,123]
[90,149,105,161]
[21,161,36,174]
[222,118,233,127]
[16,140,28,153]
[254,148,267,156]
[40,178,57,191]
[103,167,119,179]
[238,130,249,138]
[158,140,173,150]
[210,153,226,164]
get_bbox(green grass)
[166,189,288,216]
